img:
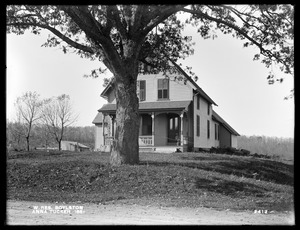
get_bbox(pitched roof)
[167,59,217,106]
[212,110,240,136]
[92,112,103,124]
[98,100,192,113]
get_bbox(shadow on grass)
[195,177,268,197]
[7,150,65,159]
[140,156,294,186]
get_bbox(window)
[215,123,218,140]
[196,115,200,137]
[197,95,200,110]
[158,79,169,99]
[174,117,178,130]
[207,104,210,115]
[207,120,210,139]
[137,80,146,101]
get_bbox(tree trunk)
[110,68,140,166]
[58,139,62,151]
[26,136,30,151]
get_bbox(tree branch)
[180,8,276,59]
[7,21,95,54]
[139,5,187,39]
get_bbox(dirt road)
[6,200,294,225]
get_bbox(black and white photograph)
[6,5,294,225]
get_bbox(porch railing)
[139,136,153,146]
[105,136,153,146]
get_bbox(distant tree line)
[64,126,95,149]
[7,122,95,151]
[237,135,294,160]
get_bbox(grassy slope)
[7,150,294,212]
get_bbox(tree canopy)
[7,5,294,80]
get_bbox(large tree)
[14,91,43,151]
[6,5,294,166]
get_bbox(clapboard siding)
[94,124,103,150]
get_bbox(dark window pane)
[140,80,145,90]
[158,90,162,99]
[163,89,168,98]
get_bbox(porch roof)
[92,112,103,124]
[98,100,192,113]
[212,110,240,136]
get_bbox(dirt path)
[6,200,294,225]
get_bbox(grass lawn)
[7,150,294,212]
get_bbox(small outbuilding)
[61,141,90,152]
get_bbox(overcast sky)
[6,20,294,138]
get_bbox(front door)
[168,114,180,144]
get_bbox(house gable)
[99,62,216,106]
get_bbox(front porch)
[98,100,193,153]
[101,113,191,153]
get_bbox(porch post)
[151,112,155,146]
[110,115,115,139]
[102,114,105,145]
[180,113,184,146]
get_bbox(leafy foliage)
[184,5,293,78]
[6,5,294,81]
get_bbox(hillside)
[7,150,294,212]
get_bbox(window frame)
[157,79,169,100]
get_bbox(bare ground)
[6,200,294,225]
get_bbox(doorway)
[168,113,180,144]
